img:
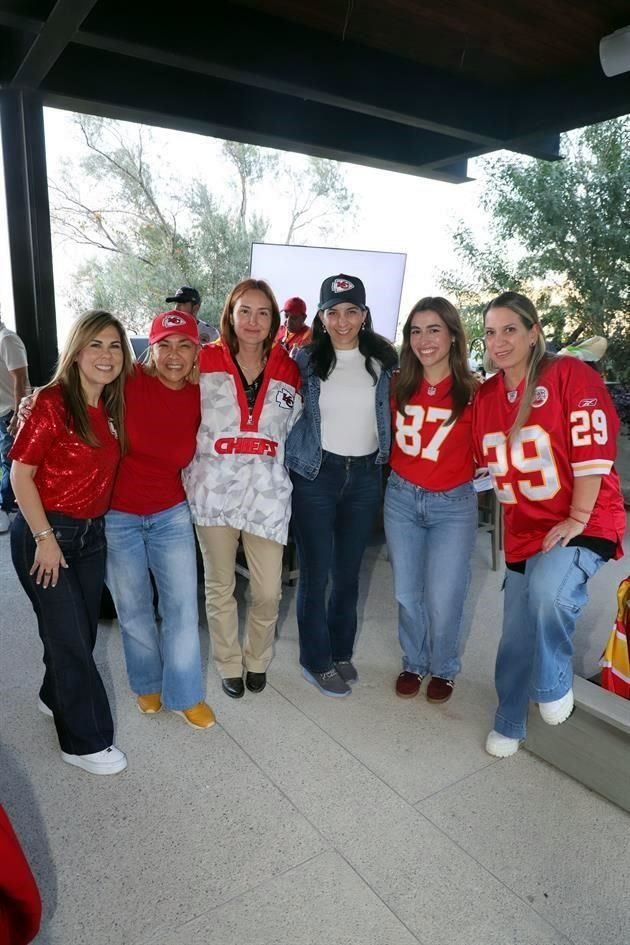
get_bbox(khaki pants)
[196,525,283,678]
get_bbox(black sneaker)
[334,660,358,685]
[302,667,351,697]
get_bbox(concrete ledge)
[525,676,630,813]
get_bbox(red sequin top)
[9,385,121,518]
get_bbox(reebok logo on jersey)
[578,398,598,407]
[532,386,548,408]
[276,388,294,409]
[162,314,186,327]
[331,278,354,293]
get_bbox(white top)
[0,321,28,418]
[320,347,379,456]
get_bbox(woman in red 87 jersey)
[384,297,478,705]
[473,292,626,758]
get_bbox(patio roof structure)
[1,0,629,379]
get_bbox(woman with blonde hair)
[10,310,132,775]
[105,309,216,730]
[385,297,478,704]
[184,279,302,699]
[474,291,626,757]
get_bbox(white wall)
[250,242,406,341]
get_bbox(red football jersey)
[472,357,626,562]
[389,374,474,491]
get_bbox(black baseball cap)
[319,274,366,310]
[165,286,201,305]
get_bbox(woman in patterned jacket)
[183,279,302,699]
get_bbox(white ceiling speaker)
[599,25,630,77]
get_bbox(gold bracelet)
[33,527,54,542]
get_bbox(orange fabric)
[600,576,630,698]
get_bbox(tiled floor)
[1,522,629,945]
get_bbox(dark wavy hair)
[395,297,476,424]
[219,278,281,359]
[308,306,397,382]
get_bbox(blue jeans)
[494,545,605,739]
[290,451,382,674]
[105,502,203,710]
[384,472,478,679]
[11,511,115,755]
[0,411,17,512]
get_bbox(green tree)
[441,117,630,378]
[49,118,357,332]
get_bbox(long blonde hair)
[43,310,133,451]
[483,292,552,436]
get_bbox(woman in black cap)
[286,274,397,696]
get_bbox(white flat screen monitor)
[250,242,406,341]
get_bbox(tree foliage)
[441,117,630,378]
[50,116,356,332]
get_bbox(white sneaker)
[485,730,521,758]
[0,510,9,533]
[539,688,574,725]
[38,697,53,718]
[61,745,127,775]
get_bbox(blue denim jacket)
[286,347,394,480]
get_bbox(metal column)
[1,90,58,384]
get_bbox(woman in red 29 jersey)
[384,297,478,705]
[473,292,625,758]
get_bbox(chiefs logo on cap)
[331,278,354,293]
[162,314,186,327]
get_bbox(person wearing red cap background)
[104,309,216,731]
[276,297,312,353]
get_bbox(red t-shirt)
[389,374,474,490]
[472,357,626,562]
[110,365,201,515]
[9,385,120,518]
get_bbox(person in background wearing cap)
[286,274,397,697]
[104,309,216,731]
[165,286,219,344]
[276,297,312,353]
[183,279,302,700]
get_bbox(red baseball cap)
[149,310,200,345]
[282,297,307,317]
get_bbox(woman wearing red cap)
[104,310,216,730]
